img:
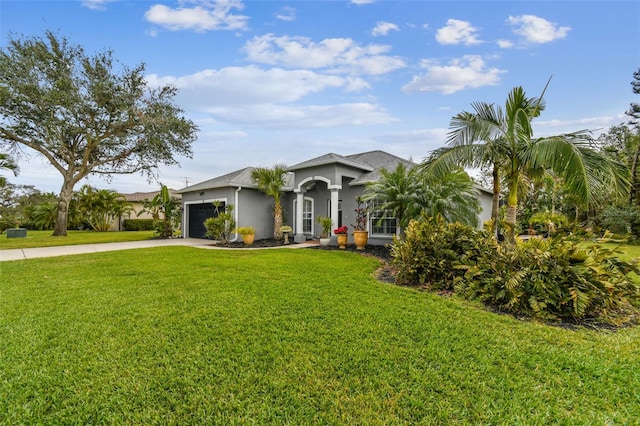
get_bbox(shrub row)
[122,219,155,231]
[391,216,640,324]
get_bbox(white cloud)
[146,66,364,107]
[80,0,114,10]
[372,21,399,37]
[497,39,514,49]
[436,19,482,45]
[274,6,296,22]
[506,15,570,44]
[535,114,625,137]
[144,66,388,128]
[351,0,375,4]
[144,0,249,32]
[203,103,396,127]
[244,34,406,75]
[402,55,505,94]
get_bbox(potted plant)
[316,215,333,247]
[352,197,369,250]
[334,225,348,249]
[236,226,256,245]
[280,225,292,244]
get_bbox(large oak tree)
[0,31,198,235]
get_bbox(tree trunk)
[491,163,500,236]
[504,175,519,242]
[53,180,75,236]
[273,201,283,239]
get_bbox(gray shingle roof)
[176,167,258,193]
[286,152,374,172]
[346,151,417,186]
[180,150,417,192]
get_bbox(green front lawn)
[0,230,155,249]
[1,247,638,424]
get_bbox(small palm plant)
[316,216,333,238]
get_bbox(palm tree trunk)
[504,174,519,241]
[491,163,500,236]
[273,202,283,239]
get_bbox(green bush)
[204,205,236,244]
[391,215,489,289]
[528,211,568,236]
[0,217,17,233]
[153,219,174,239]
[456,236,640,324]
[598,205,640,239]
[123,219,155,231]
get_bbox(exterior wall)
[237,189,274,240]
[476,189,493,229]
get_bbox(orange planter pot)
[336,234,348,249]
[242,234,255,245]
[353,230,368,250]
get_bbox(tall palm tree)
[423,84,628,239]
[251,164,287,239]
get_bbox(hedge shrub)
[122,219,154,231]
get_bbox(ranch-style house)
[177,150,492,245]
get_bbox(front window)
[370,201,397,236]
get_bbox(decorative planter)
[319,237,330,247]
[242,234,255,245]
[353,230,368,250]
[282,232,290,244]
[336,234,348,249]
[6,228,27,238]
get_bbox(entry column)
[294,190,306,243]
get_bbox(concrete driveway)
[0,238,212,262]
[0,238,317,262]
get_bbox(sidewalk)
[0,238,317,262]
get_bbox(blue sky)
[1,0,638,194]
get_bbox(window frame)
[369,200,397,238]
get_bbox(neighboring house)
[177,150,492,245]
[111,189,181,231]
